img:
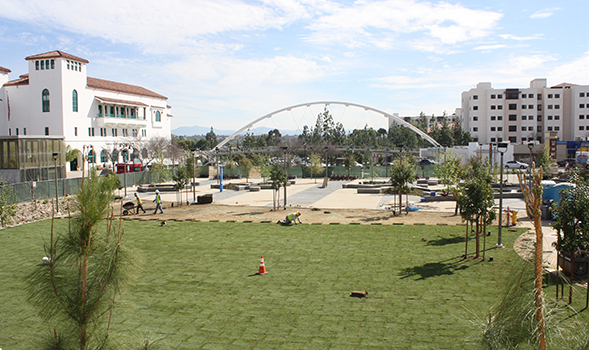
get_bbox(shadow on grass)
[399,256,481,280]
[233,211,267,216]
[426,235,465,246]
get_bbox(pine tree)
[27,169,139,350]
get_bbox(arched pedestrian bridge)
[210,101,441,153]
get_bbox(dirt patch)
[120,202,466,225]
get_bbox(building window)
[72,89,78,112]
[40,60,45,70]
[497,105,503,110]
[522,94,527,98]
[547,115,553,120]
[537,105,542,111]
[141,129,147,137]
[522,115,527,120]
[555,115,560,120]
[15,128,19,136]
[537,126,542,132]
[580,93,585,97]
[555,126,560,131]
[537,94,542,100]
[491,116,496,121]
[529,93,534,98]
[23,128,26,135]
[581,126,585,131]
[521,126,527,131]
[497,94,503,99]
[45,127,49,135]
[473,127,478,132]
[509,104,517,110]
[555,105,560,109]
[473,106,478,110]
[548,94,553,98]
[42,89,50,112]
[581,104,586,108]
[491,105,496,110]
[473,95,478,100]
[491,94,496,99]
[547,105,553,109]
[51,59,54,69]
[547,126,553,131]
[509,115,517,121]
[473,116,478,121]
[98,105,103,117]
[35,61,39,70]
[522,105,527,109]
[509,136,517,143]
[490,127,496,131]
[155,111,161,122]
[508,125,517,132]
[74,127,78,136]
[497,127,503,131]
[537,115,542,121]
[581,115,585,120]
[497,116,503,121]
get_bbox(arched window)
[72,90,78,112]
[42,89,50,112]
[155,111,161,122]
[100,149,108,163]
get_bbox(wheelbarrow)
[122,201,137,216]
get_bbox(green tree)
[0,180,16,227]
[456,157,495,258]
[240,157,254,182]
[27,169,138,350]
[205,127,218,149]
[389,152,416,214]
[435,151,463,192]
[173,165,189,204]
[308,153,323,183]
[150,150,170,184]
[269,163,287,210]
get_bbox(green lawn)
[0,220,586,349]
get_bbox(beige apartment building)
[461,78,589,145]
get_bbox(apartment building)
[461,78,589,145]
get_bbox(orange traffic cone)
[258,255,267,275]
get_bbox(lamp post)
[52,152,61,215]
[527,142,535,189]
[215,147,219,184]
[119,144,130,199]
[191,149,197,203]
[324,146,329,182]
[282,146,288,209]
[496,142,508,248]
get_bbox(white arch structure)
[212,101,441,150]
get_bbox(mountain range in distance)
[172,125,301,136]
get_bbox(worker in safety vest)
[278,211,302,225]
[135,193,146,214]
[153,190,164,214]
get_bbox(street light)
[119,143,130,199]
[52,152,61,215]
[496,142,508,248]
[191,149,197,203]
[527,142,535,190]
[281,146,288,209]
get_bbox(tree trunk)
[482,222,487,261]
[464,221,469,259]
[475,216,480,258]
[533,208,546,350]
[570,253,575,305]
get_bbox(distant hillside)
[172,125,301,136]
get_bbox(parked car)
[557,158,576,167]
[419,159,437,166]
[504,160,528,169]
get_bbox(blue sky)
[1,0,588,134]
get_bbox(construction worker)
[134,193,146,214]
[153,189,164,214]
[278,211,302,225]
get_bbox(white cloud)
[549,52,589,83]
[474,44,507,51]
[499,34,542,41]
[530,8,561,19]
[305,0,502,50]
[0,0,310,54]
[496,54,557,76]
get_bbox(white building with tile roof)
[0,50,172,174]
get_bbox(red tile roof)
[0,66,11,73]
[25,50,89,64]
[551,82,577,88]
[4,75,29,86]
[88,77,167,100]
[95,96,149,107]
